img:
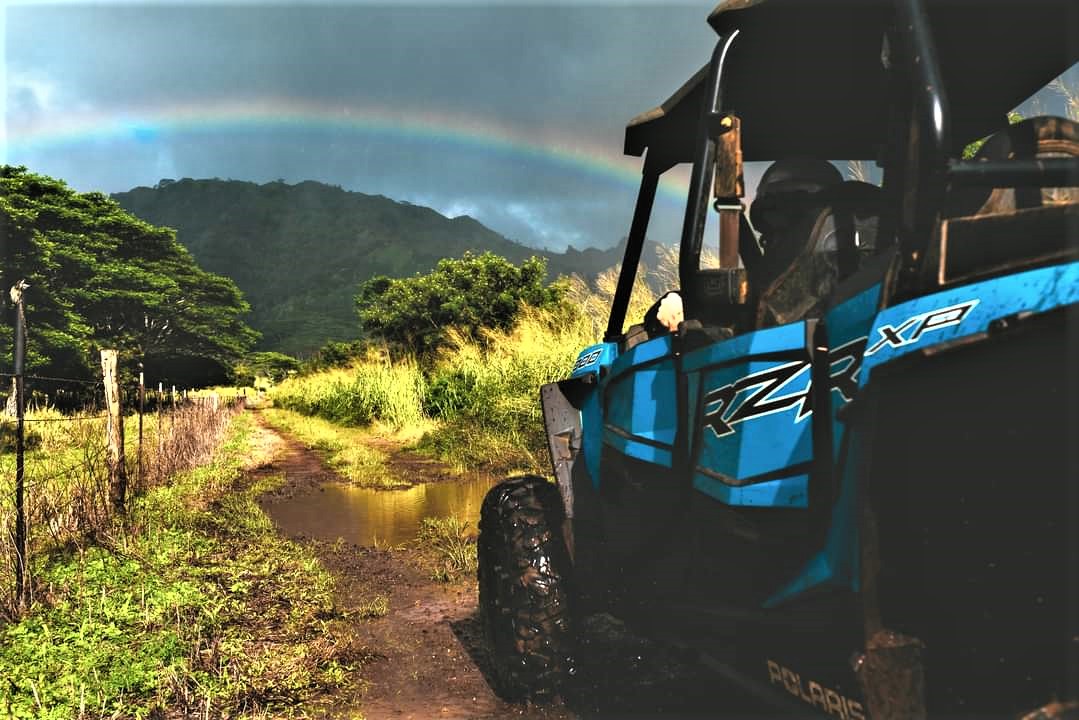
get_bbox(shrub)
[356,252,567,356]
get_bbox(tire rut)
[251,414,765,719]
[251,416,573,720]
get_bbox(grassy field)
[258,406,420,488]
[0,404,207,601]
[0,411,375,719]
[267,256,663,475]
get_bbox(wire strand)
[15,415,109,424]
[1,414,109,425]
[21,374,101,387]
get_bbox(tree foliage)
[962,110,1024,159]
[355,252,566,356]
[112,179,632,356]
[302,340,367,373]
[231,351,301,386]
[0,166,258,383]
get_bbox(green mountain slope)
[113,178,647,356]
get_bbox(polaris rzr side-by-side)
[477,0,1079,717]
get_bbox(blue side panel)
[687,322,812,486]
[694,473,809,508]
[606,363,678,445]
[582,389,604,489]
[824,284,882,452]
[696,360,813,480]
[570,342,618,488]
[683,321,808,373]
[603,427,674,466]
[860,262,1079,385]
[609,333,673,377]
[764,284,882,607]
[603,334,676,469]
[764,453,862,607]
[826,285,882,344]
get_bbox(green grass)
[0,412,375,719]
[416,516,478,583]
[417,311,588,474]
[271,355,427,429]
[264,249,674,476]
[354,595,389,619]
[263,308,596,476]
[258,407,410,488]
[0,407,173,596]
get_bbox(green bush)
[356,251,567,356]
[302,339,367,373]
[422,367,478,419]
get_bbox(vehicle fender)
[540,376,596,520]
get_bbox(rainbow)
[4,97,691,203]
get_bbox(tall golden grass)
[271,351,427,429]
[268,247,691,473]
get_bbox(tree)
[355,252,565,356]
[962,111,1024,159]
[0,166,258,384]
[302,339,367,372]
[231,351,301,386]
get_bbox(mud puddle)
[256,418,773,719]
[264,474,498,546]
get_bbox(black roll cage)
[604,0,1079,343]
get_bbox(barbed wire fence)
[2,284,247,617]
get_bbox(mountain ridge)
[112,178,659,356]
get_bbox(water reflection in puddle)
[265,476,501,546]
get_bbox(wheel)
[478,475,575,700]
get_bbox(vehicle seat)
[945,115,1079,218]
[756,181,885,328]
[936,116,1079,285]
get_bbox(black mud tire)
[478,475,575,701]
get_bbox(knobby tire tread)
[478,475,575,701]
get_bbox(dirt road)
[251,417,766,720]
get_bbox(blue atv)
[477,0,1079,716]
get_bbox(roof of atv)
[626,0,1079,165]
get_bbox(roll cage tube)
[678,31,740,300]
[604,163,660,343]
[891,0,951,277]
[889,0,1079,295]
[603,31,738,343]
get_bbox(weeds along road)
[252,410,777,720]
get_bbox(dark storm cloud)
[5,3,1077,251]
[4,2,718,249]
[6,3,717,141]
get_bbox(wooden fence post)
[10,280,29,611]
[137,367,145,493]
[157,382,164,461]
[100,349,126,513]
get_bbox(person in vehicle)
[642,157,843,336]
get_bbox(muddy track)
[250,414,773,720]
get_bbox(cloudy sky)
[3,2,1075,252]
[2,0,732,252]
